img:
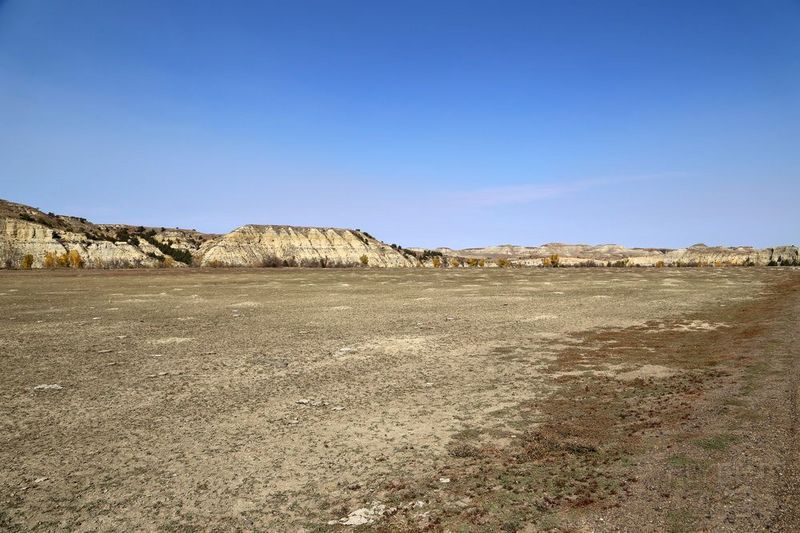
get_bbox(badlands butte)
[1,198,798,269]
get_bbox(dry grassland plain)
[1,267,799,531]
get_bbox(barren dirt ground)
[1,267,798,531]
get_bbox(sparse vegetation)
[56,252,69,267]
[549,253,560,267]
[693,434,738,451]
[0,265,795,531]
[768,257,799,267]
[359,254,369,266]
[354,231,369,245]
[68,250,84,268]
[141,234,193,265]
[417,249,443,261]
[21,254,34,269]
[496,257,510,268]
[260,255,284,267]
[43,252,56,268]
[41,250,84,268]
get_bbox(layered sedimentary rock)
[0,199,214,268]
[427,243,798,267]
[627,245,798,267]
[1,198,796,269]
[1,217,172,268]
[0,199,414,268]
[198,225,416,267]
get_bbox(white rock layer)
[198,225,416,267]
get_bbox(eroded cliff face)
[198,225,417,267]
[0,199,415,269]
[1,218,168,268]
[626,246,794,267]
[1,198,796,269]
[434,243,799,267]
[0,199,215,268]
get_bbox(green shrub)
[141,235,192,265]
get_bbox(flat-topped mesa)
[197,224,416,267]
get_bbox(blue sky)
[1,0,798,248]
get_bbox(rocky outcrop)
[197,225,416,267]
[1,198,795,269]
[0,199,415,269]
[1,217,169,268]
[429,242,798,267]
[0,199,215,269]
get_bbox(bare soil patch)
[0,267,797,531]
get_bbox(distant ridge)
[0,198,796,269]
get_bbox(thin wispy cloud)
[453,173,681,207]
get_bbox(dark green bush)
[141,235,192,265]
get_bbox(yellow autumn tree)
[68,250,84,269]
[43,252,57,268]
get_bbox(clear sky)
[1,0,798,248]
